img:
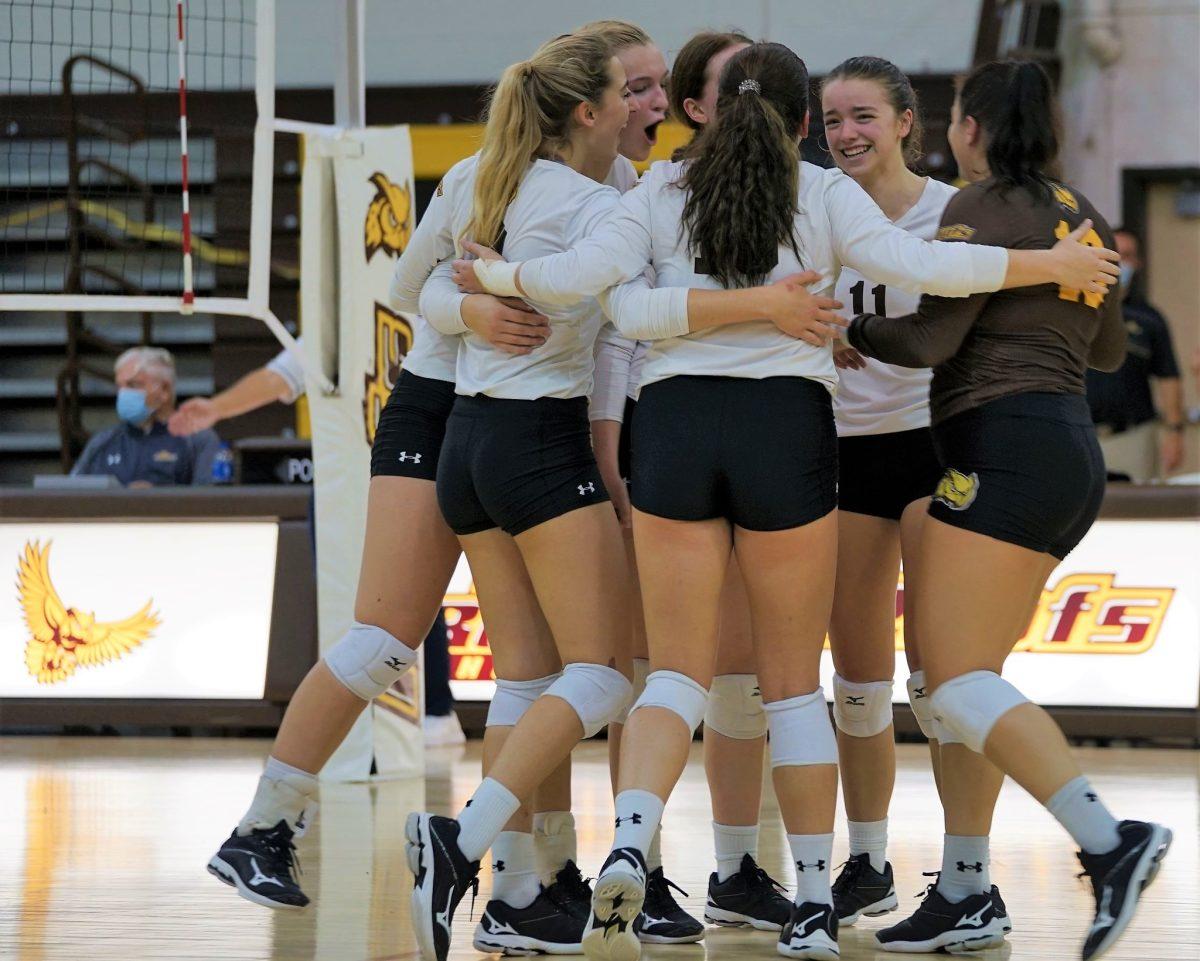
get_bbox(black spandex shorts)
[631,375,837,532]
[436,393,610,537]
[617,395,637,484]
[369,370,457,480]
[838,426,942,521]
[929,392,1105,559]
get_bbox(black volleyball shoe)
[705,853,793,931]
[831,853,898,925]
[635,866,704,943]
[875,878,1009,954]
[544,859,594,922]
[582,848,647,961]
[406,812,481,961]
[207,819,309,909]
[472,888,586,955]
[1078,820,1172,961]
[778,901,839,959]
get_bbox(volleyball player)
[845,60,1170,961]
[818,56,1009,946]
[667,29,796,935]
[575,19,712,945]
[203,184,554,914]
[401,35,842,961]
[458,41,1117,961]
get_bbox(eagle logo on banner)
[364,172,413,261]
[17,540,160,684]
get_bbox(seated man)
[71,346,223,486]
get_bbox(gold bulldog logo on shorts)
[932,467,979,511]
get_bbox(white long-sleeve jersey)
[589,155,645,423]
[834,177,957,436]
[414,154,623,400]
[509,160,1010,392]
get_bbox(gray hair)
[115,346,176,387]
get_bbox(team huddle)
[203,20,1171,961]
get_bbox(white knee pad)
[323,621,416,701]
[705,674,767,739]
[930,670,1028,754]
[487,673,561,728]
[905,671,938,740]
[765,688,838,767]
[630,670,709,735]
[545,663,633,738]
[832,674,894,738]
[612,659,651,726]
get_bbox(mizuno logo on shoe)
[957,905,991,928]
[957,861,984,873]
[796,860,826,872]
[795,911,825,936]
[248,857,284,888]
[614,813,642,827]
[436,887,455,934]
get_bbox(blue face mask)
[1118,263,1135,290]
[116,387,153,425]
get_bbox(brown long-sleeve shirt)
[847,178,1127,425]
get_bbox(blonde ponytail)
[464,33,614,250]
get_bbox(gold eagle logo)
[364,171,413,261]
[17,540,160,685]
[932,468,979,512]
[936,223,976,242]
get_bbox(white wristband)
[473,258,522,298]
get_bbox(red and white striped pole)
[176,0,195,313]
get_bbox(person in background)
[1086,227,1185,481]
[72,346,222,487]
[170,339,466,747]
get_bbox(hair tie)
[738,78,761,95]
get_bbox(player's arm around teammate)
[847,61,1168,961]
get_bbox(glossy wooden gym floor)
[0,738,1195,961]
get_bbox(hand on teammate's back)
[461,294,551,355]
[763,271,846,347]
[1052,219,1121,294]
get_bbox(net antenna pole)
[333,0,367,129]
[176,0,195,314]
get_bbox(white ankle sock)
[533,811,577,883]
[1047,776,1122,855]
[936,834,990,902]
[847,818,888,873]
[237,756,318,835]
[457,777,522,863]
[787,833,834,906]
[713,822,758,881]
[613,790,664,860]
[491,831,541,909]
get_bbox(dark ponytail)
[679,42,807,289]
[958,59,1060,201]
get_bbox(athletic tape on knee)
[930,670,1028,754]
[323,621,417,701]
[705,674,767,739]
[544,663,632,738]
[487,673,561,728]
[765,688,838,768]
[630,670,709,735]
[832,674,894,738]
[905,671,938,740]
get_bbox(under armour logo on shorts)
[398,451,422,464]
[384,656,405,670]
[614,813,642,827]
[957,861,984,873]
[796,860,826,872]
[578,482,596,496]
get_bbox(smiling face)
[615,43,669,161]
[586,56,632,164]
[821,76,911,180]
[686,41,750,127]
